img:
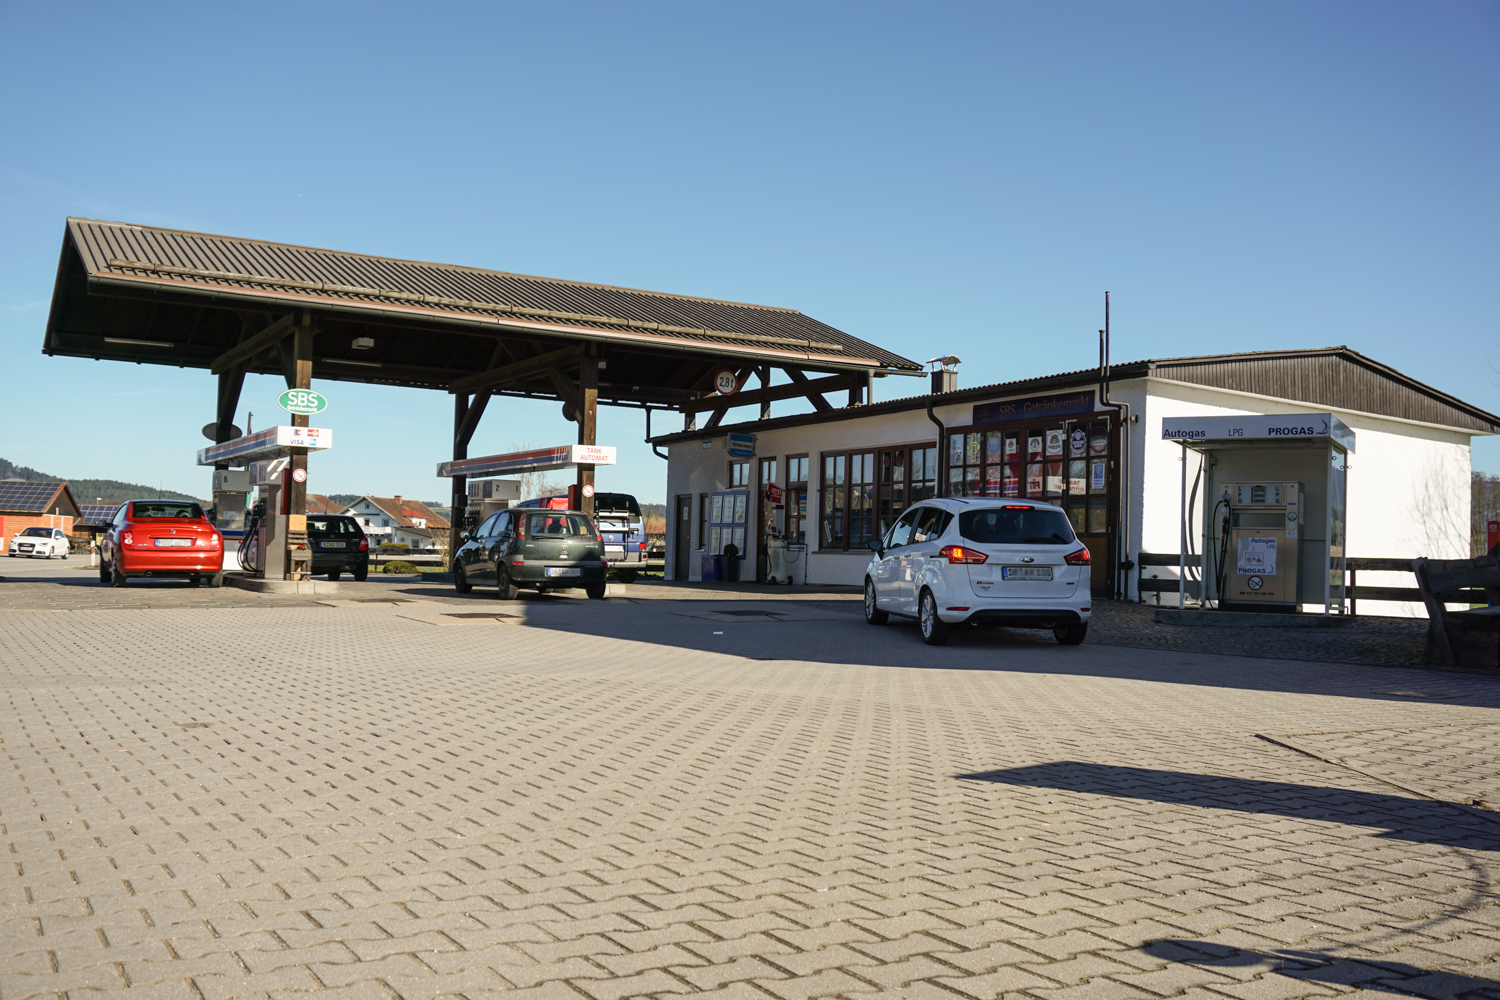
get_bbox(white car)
[8,526,71,559]
[862,498,1092,646]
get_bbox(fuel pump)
[1220,481,1303,611]
[248,459,290,578]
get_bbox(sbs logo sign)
[278,389,328,415]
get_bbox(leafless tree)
[1405,451,1471,559]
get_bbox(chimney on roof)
[394,495,402,503]
[927,355,960,394]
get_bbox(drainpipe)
[926,397,946,498]
[1097,291,1134,600]
[645,407,669,461]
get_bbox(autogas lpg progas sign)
[278,389,328,415]
[1160,413,1355,452]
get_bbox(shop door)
[673,495,691,580]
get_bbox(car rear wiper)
[1022,536,1068,544]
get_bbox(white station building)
[652,346,1497,616]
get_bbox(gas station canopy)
[43,218,921,407]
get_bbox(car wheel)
[207,572,224,588]
[497,566,520,601]
[864,579,889,625]
[352,565,368,582]
[111,562,128,588]
[918,589,951,646]
[585,582,606,600]
[617,569,637,584]
[327,571,341,582]
[1054,622,1088,645]
[454,563,472,594]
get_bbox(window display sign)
[1090,459,1107,492]
[1045,461,1063,496]
[1069,427,1087,457]
[972,390,1094,425]
[1027,434,1044,461]
[1089,423,1109,456]
[1002,464,1019,497]
[1068,460,1087,495]
[1026,463,1043,496]
[1045,429,1064,457]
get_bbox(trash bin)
[700,553,722,582]
[723,552,740,582]
[766,541,786,583]
[785,543,807,585]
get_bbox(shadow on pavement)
[1140,939,1500,1000]
[958,762,1500,850]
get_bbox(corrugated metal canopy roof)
[44,219,920,408]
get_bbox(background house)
[341,495,450,549]
[0,481,82,553]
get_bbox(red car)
[101,500,224,587]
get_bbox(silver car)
[863,498,1092,646]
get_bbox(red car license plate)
[154,538,193,547]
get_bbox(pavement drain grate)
[443,612,520,620]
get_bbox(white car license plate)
[154,538,193,547]
[322,541,346,549]
[1001,565,1052,581]
[546,567,581,577]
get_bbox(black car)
[453,507,606,599]
[307,515,370,581]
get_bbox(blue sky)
[2,1,1496,504]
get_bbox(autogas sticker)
[1237,536,1277,576]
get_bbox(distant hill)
[0,458,206,505]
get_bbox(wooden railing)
[1134,553,1489,614]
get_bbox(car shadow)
[957,761,1500,850]
[1140,939,1500,1000]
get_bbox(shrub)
[379,541,411,553]
[381,560,419,574]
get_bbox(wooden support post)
[758,367,772,420]
[285,312,314,580]
[450,393,470,561]
[576,353,599,517]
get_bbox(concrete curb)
[225,575,340,595]
[1155,608,1349,628]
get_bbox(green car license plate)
[545,567,581,577]
[1001,565,1052,581]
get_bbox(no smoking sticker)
[292,468,308,483]
[1247,575,1263,591]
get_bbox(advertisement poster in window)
[986,431,1003,463]
[1069,427,1088,457]
[1090,460,1107,493]
[1005,432,1019,459]
[710,495,724,524]
[1045,461,1063,496]
[733,494,747,522]
[1027,433,1044,462]
[1068,459,1087,495]
[1002,464,1019,497]
[1026,462,1043,496]
[1089,422,1109,456]
[984,469,1002,497]
[1045,429,1064,457]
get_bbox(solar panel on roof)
[0,482,62,512]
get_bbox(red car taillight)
[638,542,646,551]
[939,544,988,564]
[1065,547,1091,566]
[359,536,369,551]
[122,531,135,546]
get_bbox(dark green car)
[452,508,607,599]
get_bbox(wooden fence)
[1135,553,1488,614]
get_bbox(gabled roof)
[0,481,83,519]
[344,496,448,533]
[653,346,1500,442]
[305,494,342,514]
[77,503,121,526]
[45,219,921,404]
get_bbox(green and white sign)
[278,389,328,415]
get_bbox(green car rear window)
[307,518,361,535]
[526,513,595,537]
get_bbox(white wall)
[1138,378,1474,615]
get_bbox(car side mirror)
[461,531,472,542]
[867,538,884,556]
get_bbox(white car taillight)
[939,544,988,564]
[1064,547,1091,566]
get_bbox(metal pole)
[1179,443,1187,609]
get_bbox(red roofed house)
[0,481,82,554]
[340,495,450,550]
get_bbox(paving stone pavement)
[3,560,1500,1000]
